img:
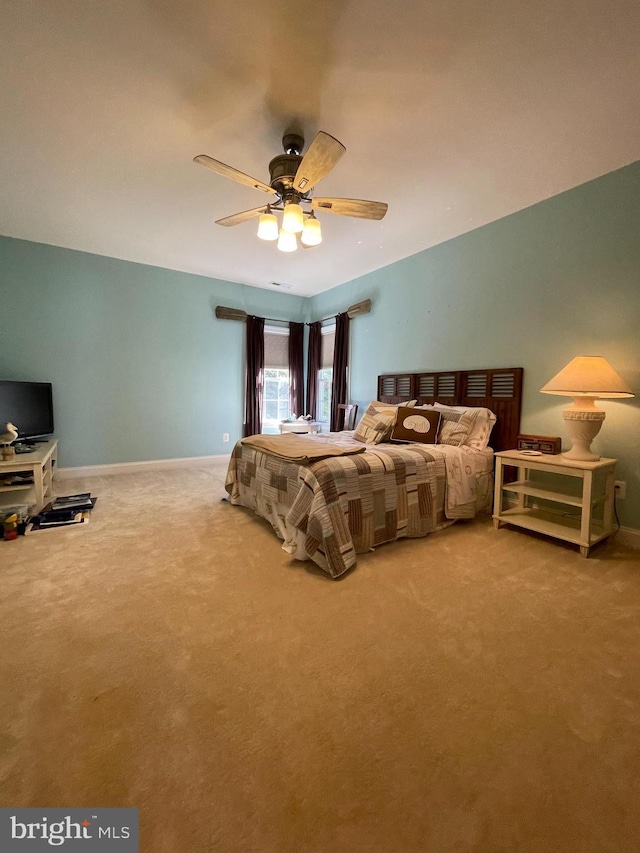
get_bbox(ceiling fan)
[193,131,388,252]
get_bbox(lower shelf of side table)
[495,506,611,548]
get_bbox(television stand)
[0,438,58,513]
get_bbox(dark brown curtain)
[306,321,322,419]
[243,315,265,437]
[288,322,305,416]
[330,312,350,431]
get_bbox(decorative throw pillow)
[431,403,496,449]
[371,399,417,413]
[353,403,398,444]
[436,407,480,447]
[390,407,441,443]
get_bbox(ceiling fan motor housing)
[282,133,304,155]
[268,154,303,195]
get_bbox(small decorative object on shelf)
[281,414,314,423]
[1,422,19,460]
[279,418,321,434]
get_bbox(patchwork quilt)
[224,432,478,578]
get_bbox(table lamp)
[540,356,633,461]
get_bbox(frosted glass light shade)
[301,215,322,246]
[282,203,304,234]
[277,228,297,253]
[257,211,278,241]
[540,356,633,399]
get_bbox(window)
[317,368,332,424]
[317,324,335,426]
[263,368,291,431]
[262,325,291,433]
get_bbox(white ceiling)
[1,0,639,298]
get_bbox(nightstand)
[493,450,617,557]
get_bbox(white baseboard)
[617,526,640,550]
[56,454,230,479]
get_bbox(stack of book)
[26,493,98,533]
[0,472,34,487]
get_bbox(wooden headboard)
[377,367,523,452]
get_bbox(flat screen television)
[0,380,54,441]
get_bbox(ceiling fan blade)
[215,206,268,227]
[293,132,346,192]
[194,155,276,195]
[312,197,388,220]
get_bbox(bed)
[225,367,523,578]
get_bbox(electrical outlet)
[615,480,626,499]
[222,433,229,443]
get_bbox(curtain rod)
[251,316,332,325]
[306,316,339,327]
[254,316,334,325]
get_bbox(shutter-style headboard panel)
[377,367,523,452]
[377,373,416,402]
[414,371,461,406]
[460,368,523,452]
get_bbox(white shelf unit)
[0,439,58,514]
[492,449,617,557]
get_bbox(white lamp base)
[562,406,605,461]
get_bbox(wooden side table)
[493,449,617,557]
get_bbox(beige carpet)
[1,461,640,852]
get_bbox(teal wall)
[2,161,639,528]
[0,238,307,466]
[310,161,640,530]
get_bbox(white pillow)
[371,399,417,411]
[422,403,497,450]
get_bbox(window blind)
[264,327,289,368]
[321,329,335,369]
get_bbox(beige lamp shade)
[540,356,633,461]
[540,356,633,398]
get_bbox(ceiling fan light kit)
[257,206,323,251]
[276,229,297,253]
[194,130,388,254]
[282,202,305,234]
[301,213,322,246]
[257,207,279,241]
